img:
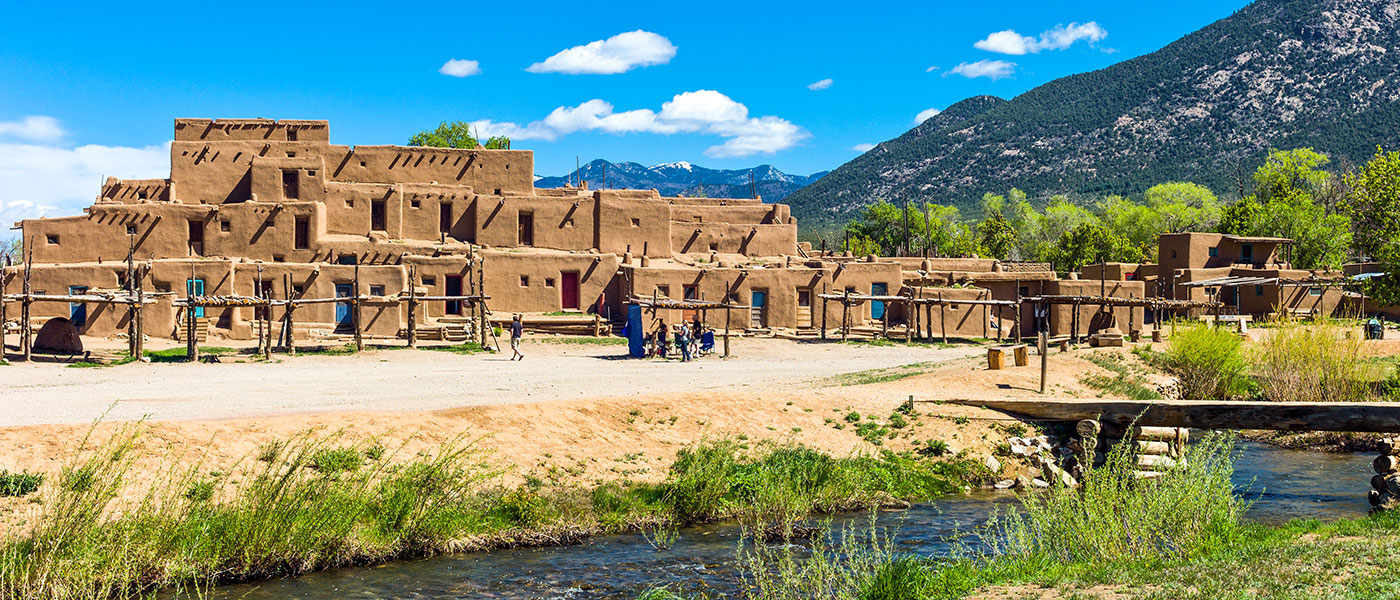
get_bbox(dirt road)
[0,338,982,427]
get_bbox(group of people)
[646,317,715,362]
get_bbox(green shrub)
[845,411,862,423]
[1253,318,1367,402]
[919,440,950,457]
[1163,323,1254,399]
[858,555,937,600]
[0,471,43,497]
[183,480,215,502]
[311,448,362,474]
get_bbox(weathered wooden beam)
[940,398,1400,433]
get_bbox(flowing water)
[216,440,1375,600]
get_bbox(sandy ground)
[0,335,1141,528]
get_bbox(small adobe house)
[3,118,1147,344]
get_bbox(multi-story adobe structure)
[2,118,1144,346]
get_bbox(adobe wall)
[595,194,672,257]
[98,178,171,205]
[670,223,797,256]
[475,196,597,251]
[902,286,1013,339]
[1043,279,1147,336]
[174,119,329,142]
[478,250,621,315]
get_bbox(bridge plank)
[940,398,1400,433]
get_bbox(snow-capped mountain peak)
[651,161,694,171]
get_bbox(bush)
[1163,323,1254,399]
[1253,318,1367,402]
[0,471,43,497]
[311,448,362,474]
[183,480,215,502]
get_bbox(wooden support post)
[406,265,417,348]
[1013,300,1022,344]
[1128,293,1135,337]
[478,255,489,349]
[134,265,145,359]
[939,291,948,344]
[904,296,912,343]
[185,301,198,363]
[982,291,989,339]
[1072,300,1080,345]
[926,301,933,342]
[1039,326,1048,395]
[724,279,732,357]
[841,290,850,342]
[0,267,6,362]
[881,307,889,339]
[353,262,364,351]
[821,295,828,340]
[21,250,32,362]
[263,293,273,361]
[997,305,1003,342]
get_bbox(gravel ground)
[0,337,981,427]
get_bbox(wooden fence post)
[939,291,947,344]
[406,265,417,348]
[724,279,732,357]
[821,295,828,340]
[353,262,364,351]
[841,290,850,342]
[134,265,145,359]
[21,255,32,362]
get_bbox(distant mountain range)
[784,0,1400,228]
[535,160,828,203]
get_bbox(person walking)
[510,314,524,361]
[678,324,693,362]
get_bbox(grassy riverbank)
[641,434,1400,599]
[0,426,988,599]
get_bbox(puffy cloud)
[0,116,64,142]
[439,59,481,77]
[0,137,169,226]
[851,143,877,152]
[946,60,1017,80]
[806,78,833,91]
[527,30,676,75]
[473,90,807,158]
[914,107,943,124]
[973,22,1107,55]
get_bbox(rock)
[983,455,1002,473]
[1031,478,1050,488]
[994,479,1016,489]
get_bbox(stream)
[216,440,1375,599]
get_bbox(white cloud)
[925,66,940,73]
[472,90,807,158]
[806,78,833,91]
[946,60,1017,80]
[914,108,943,124]
[527,30,677,75]
[0,138,169,226]
[851,143,876,152]
[0,116,64,142]
[439,59,481,77]
[973,22,1107,55]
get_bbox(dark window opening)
[126,224,137,235]
[1242,243,1254,262]
[631,218,640,227]
[520,275,530,287]
[369,285,385,296]
[518,211,534,246]
[411,199,421,208]
[422,276,436,286]
[187,220,204,255]
[657,285,670,298]
[282,170,299,199]
[337,254,357,265]
[371,200,387,231]
[273,255,285,262]
[439,203,453,234]
[46,234,59,245]
[287,128,298,142]
[220,220,230,232]
[292,285,305,296]
[294,217,310,249]
[545,278,556,287]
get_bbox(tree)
[1049,222,1141,273]
[977,212,1016,260]
[1218,148,1350,269]
[482,135,511,150]
[1342,147,1400,303]
[409,121,485,148]
[1219,196,1265,236]
[0,236,20,264]
[1254,148,1331,203]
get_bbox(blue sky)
[0,0,1250,224]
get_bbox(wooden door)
[186,279,205,318]
[518,212,534,246]
[69,286,88,327]
[561,272,580,310]
[682,285,699,321]
[796,289,812,328]
[871,283,888,319]
[750,290,767,328]
[445,275,463,315]
[335,283,353,327]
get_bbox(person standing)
[510,314,524,361]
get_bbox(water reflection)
[216,441,1375,599]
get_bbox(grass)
[142,346,238,363]
[0,471,43,497]
[65,356,137,369]
[1253,317,1370,403]
[1081,352,1161,401]
[829,361,943,387]
[424,343,488,355]
[1160,323,1254,400]
[0,428,985,599]
[535,336,628,345]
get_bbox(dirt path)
[0,338,981,427]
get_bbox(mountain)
[535,160,827,203]
[785,0,1400,228]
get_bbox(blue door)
[335,284,354,327]
[871,283,888,319]
[185,279,205,318]
[69,286,88,327]
[750,291,767,328]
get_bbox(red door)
[561,272,580,310]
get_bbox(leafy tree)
[409,121,483,149]
[1219,196,1265,236]
[977,212,1016,260]
[482,135,511,150]
[1,237,20,263]
[1254,148,1331,203]
[1050,222,1141,272]
[1342,147,1400,303]
[843,200,904,256]
[842,233,883,257]
[1217,149,1350,269]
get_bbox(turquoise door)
[69,286,88,327]
[871,283,888,319]
[750,291,767,328]
[185,279,205,318]
[335,283,354,327]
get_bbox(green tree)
[1342,147,1400,303]
[1217,149,1350,269]
[977,212,1016,260]
[409,121,482,148]
[482,135,511,150]
[1050,222,1142,273]
[1254,148,1332,203]
[1219,196,1265,236]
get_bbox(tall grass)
[1253,318,1368,402]
[1162,323,1254,399]
[741,521,935,600]
[0,430,981,599]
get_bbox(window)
[360,161,367,167]
[545,278,556,287]
[518,211,534,246]
[422,276,436,286]
[126,224,137,235]
[273,255,285,262]
[1242,244,1254,261]
[1019,286,1030,298]
[1171,249,1178,259]
[282,170,299,199]
[220,220,231,232]
[292,285,305,296]
[286,152,296,158]
[439,203,453,234]
[46,234,59,245]
[287,128,298,142]
[306,170,316,177]
[1256,285,1264,296]
[138,190,149,200]
[187,220,204,255]
[371,200,386,231]
[520,275,530,287]
[369,285,385,296]
[494,188,501,195]
[294,217,310,249]
[631,218,641,227]
[1309,287,1323,296]
[336,254,357,265]
[411,199,421,209]
[709,243,719,252]
[657,285,670,298]
[1208,247,1219,257]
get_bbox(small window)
[138,190,149,200]
[709,243,718,252]
[273,255,285,262]
[1019,286,1030,297]
[1255,285,1264,296]
[370,285,385,296]
[360,161,367,167]
[520,275,530,287]
[282,169,299,199]
[345,198,354,207]
[657,285,670,298]
[411,199,421,209]
[286,152,296,158]
[545,278,556,288]
[631,218,641,227]
[1309,287,1323,296]
[126,224,138,235]
[293,285,305,295]
[1171,249,1178,259]
[46,234,59,245]
[306,170,316,177]
[494,188,502,195]
[220,220,231,232]
[287,129,298,142]
[422,276,436,286]
[1208,247,1219,257]
[337,254,357,265]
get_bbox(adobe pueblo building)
[3,118,1152,350]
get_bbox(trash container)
[1366,319,1384,340]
